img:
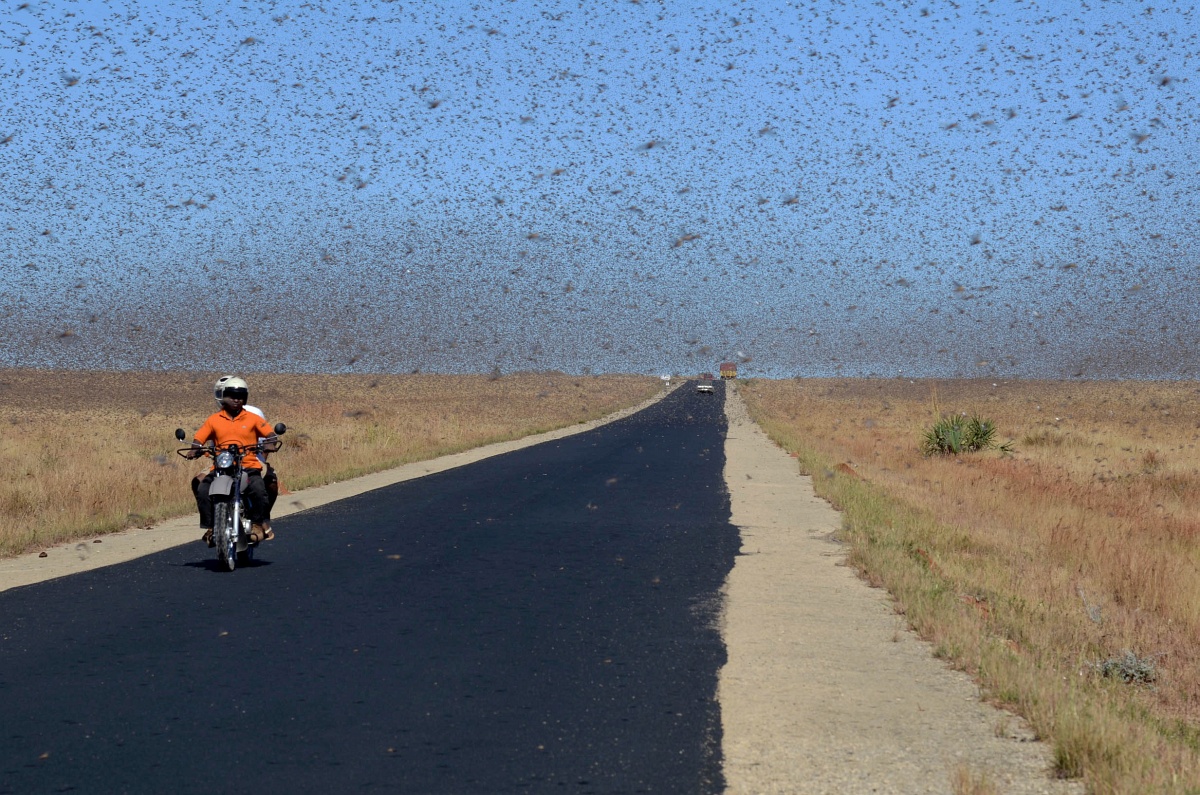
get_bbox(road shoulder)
[717,384,1081,794]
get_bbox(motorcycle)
[175,424,286,571]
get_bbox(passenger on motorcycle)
[187,377,278,547]
[191,375,283,541]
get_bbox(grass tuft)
[950,763,999,795]
[1021,429,1071,447]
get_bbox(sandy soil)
[718,383,1083,794]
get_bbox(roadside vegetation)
[739,378,1200,794]
[920,412,1010,456]
[0,369,660,557]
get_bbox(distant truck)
[696,377,714,395]
[720,362,737,379]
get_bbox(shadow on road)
[179,557,274,572]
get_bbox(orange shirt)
[193,409,275,470]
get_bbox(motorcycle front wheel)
[212,499,237,572]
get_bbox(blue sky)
[1,0,1197,377]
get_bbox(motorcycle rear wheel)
[213,499,237,572]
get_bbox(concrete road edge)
[717,383,1080,794]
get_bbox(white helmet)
[213,375,250,403]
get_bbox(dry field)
[739,378,1200,794]
[0,369,660,557]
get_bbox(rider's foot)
[249,523,267,543]
[201,528,215,547]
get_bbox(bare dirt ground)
[0,369,211,412]
[718,384,1084,794]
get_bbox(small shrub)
[1089,650,1158,685]
[921,413,1011,456]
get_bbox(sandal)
[201,528,215,548]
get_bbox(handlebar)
[175,438,283,460]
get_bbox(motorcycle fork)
[232,468,243,542]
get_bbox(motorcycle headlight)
[215,451,236,469]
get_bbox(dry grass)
[739,378,1200,795]
[0,369,660,557]
[950,763,999,795]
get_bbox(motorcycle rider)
[191,376,283,542]
[187,377,278,546]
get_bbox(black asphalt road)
[0,383,738,794]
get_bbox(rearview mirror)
[175,428,186,441]
[273,423,287,435]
